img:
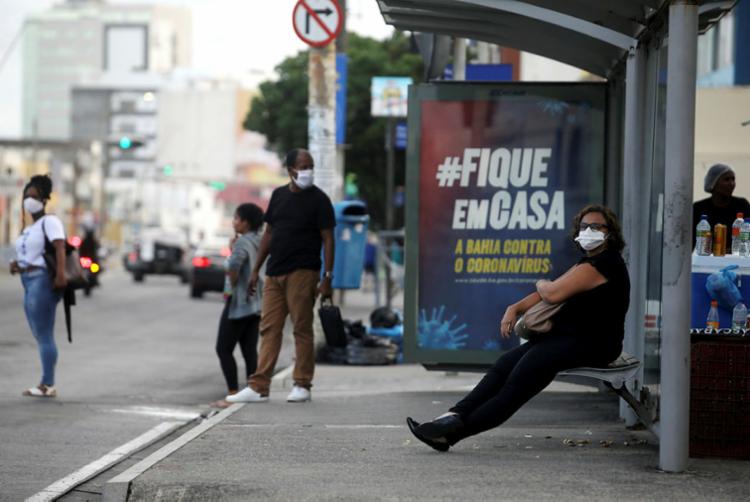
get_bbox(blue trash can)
[330,200,369,289]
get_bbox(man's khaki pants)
[249,269,318,396]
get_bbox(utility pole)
[308,44,339,201]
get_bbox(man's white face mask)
[23,197,44,215]
[294,169,314,190]
[575,227,607,251]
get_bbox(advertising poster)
[405,83,606,366]
[371,76,413,117]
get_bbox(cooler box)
[691,255,750,329]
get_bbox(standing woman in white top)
[9,175,67,397]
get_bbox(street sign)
[292,0,342,48]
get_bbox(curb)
[102,403,246,502]
[26,421,184,502]
[101,364,292,501]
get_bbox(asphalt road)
[0,266,269,501]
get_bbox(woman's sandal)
[22,385,57,398]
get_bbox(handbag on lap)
[514,301,565,341]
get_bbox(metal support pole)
[476,41,490,64]
[385,118,395,308]
[660,0,698,473]
[453,38,466,80]
[621,44,647,426]
[385,117,395,231]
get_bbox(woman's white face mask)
[575,227,607,251]
[23,197,44,215]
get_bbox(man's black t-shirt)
[264,184,335,277]
[552,248,630,357]
[692,196,750,252]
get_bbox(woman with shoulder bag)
[9,175,67,398]
[406,205,630,452]
[211,203,265,408]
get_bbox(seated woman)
[407,204,630,452]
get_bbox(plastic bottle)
[706,300,720,331]
[731,213,744,256]
[695,215,712,256]
[732,301,747,330]
[741,219,750,257]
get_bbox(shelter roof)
[377,0,737,77]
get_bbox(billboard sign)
[371,76,412,117]
[404,83,607,367]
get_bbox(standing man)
[227,149,335,403]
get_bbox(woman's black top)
[551,248,630,355]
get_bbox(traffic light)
[162,164,174,176]
[117,136,144,150]
[209,181,226,191]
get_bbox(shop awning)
[376,0,737,77]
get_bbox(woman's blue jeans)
[21,269,61,386]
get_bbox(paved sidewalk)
[115,362,748,501]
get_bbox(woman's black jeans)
[449,332,619,443]
[215,300,260,392]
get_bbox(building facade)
[22,0,190,140]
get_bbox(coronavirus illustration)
[536,99,569,116]
[482,339,500,351]
[418,305,469,350]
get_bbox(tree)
[243,32,423,229]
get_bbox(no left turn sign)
[292,0,343,48]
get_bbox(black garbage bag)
[370,307,401,328]
[316,318,398,365]
[343,319,367,339]
[345,337,398,365]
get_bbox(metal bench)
[558,352,653,429]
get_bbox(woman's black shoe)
[406,417,449,452]
[416,414,464,440]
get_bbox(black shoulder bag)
[42,217,85,343]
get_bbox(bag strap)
[41,216,53,250]
[63,288,75,343]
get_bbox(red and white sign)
[292,0,343,48]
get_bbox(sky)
[0,0,394,137]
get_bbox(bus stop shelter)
[376,0,738,473]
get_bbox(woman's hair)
[23,174,53,201]
[235,203,264,231]
[571,204,626,252]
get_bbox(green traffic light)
[163,165,174,176]
[119,136,132,149]
[209,181,226,191]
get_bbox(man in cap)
[692,163,750,252]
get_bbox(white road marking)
[270,364,295,390]
[103,403,246,502]
[109,406,201,421]
[25,421,183,502]
[325,424,404,429]
[219,424,405,429]
[273,365,294,381]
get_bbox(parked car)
[189,245,230,298]
[126,228,189,283]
